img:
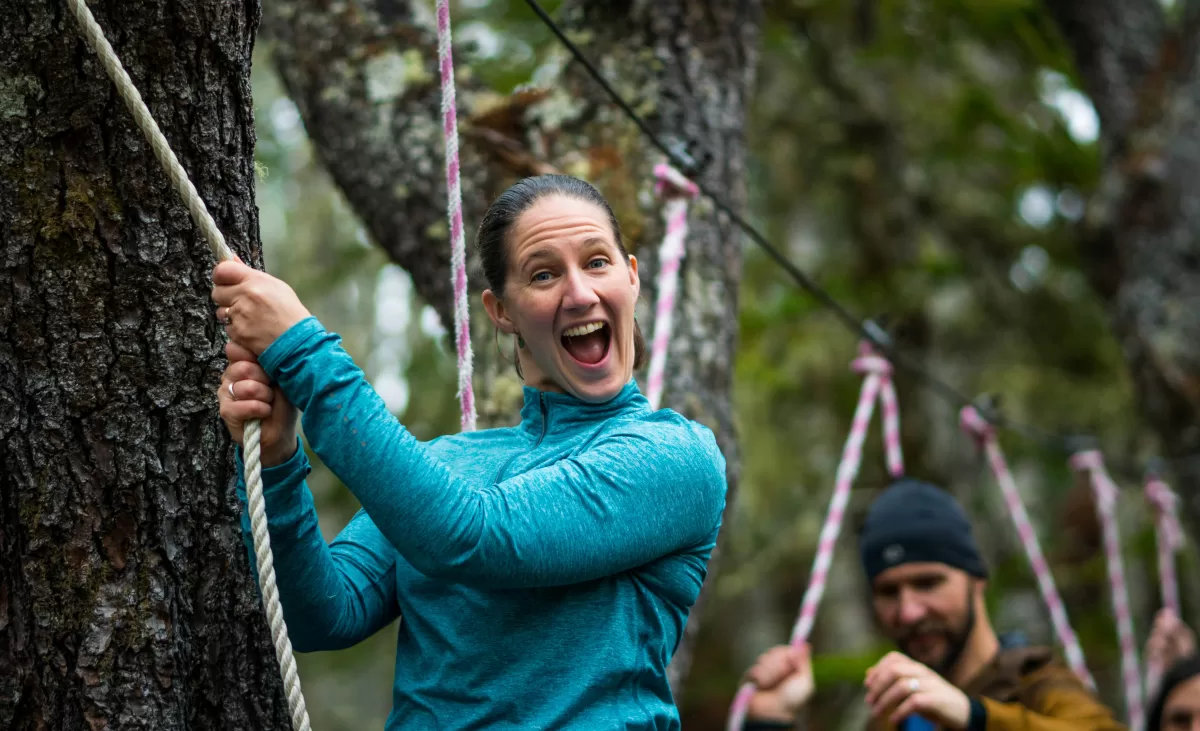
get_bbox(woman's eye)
[587,258,608,269]
[532,271,552,282]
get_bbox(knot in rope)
[851,348,892,378]
[1145,477,1184,550]
[653,162,700,199]
[1070,450,1118,512]
[959,405,995,444]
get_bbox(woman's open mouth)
[561,321,611,367]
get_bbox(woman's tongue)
[563,328,608,365]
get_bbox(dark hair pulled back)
[1147,654,1200,731]
[476,174,646,369]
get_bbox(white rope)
[65,1,311,728]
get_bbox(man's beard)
[894,595,976,676]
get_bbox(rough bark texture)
[1045,0,1200,535]
[0,1,291,728]
[265,0,761,696]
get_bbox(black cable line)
[520,0,1194,485]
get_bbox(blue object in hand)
[902,715,937,731]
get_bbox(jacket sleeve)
[235,442,400,652]
[973,669,1127,731]
[258,317,728,590]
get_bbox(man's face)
[870,562,978,675]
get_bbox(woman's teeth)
[563,322,605,338]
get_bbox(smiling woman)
[478,174,648,400]
[209,174,725,730]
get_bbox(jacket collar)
[518,379,649,440]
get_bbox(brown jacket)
[865,646,1126,731]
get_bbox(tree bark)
[1044,0,1200,536]
[0,1,291,728]
[264,0,762,695]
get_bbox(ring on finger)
[907,678,920,693]
[229,382,237,401]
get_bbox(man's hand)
[746,644,815,723]
[1147,608,1197,671]
[865,652,971,730]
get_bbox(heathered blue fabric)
[233,316,727,730]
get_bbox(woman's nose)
[561,268,601,309]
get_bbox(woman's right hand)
[218,341,299,467]
[746,643,815,724]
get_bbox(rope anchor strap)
[65,1,311,728]
[1070,451,1144,731]
[959,407,1094,691]
[645,163,699,411]
[726,342,903,731]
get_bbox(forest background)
[5,0,1200,729]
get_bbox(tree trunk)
[1044,1,1200,536]
[0,1,291,728]
[264,0,762,696]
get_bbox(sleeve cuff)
[235,436,311,494]
[258,315,327,379]
[967,697,987,731]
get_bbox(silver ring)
[228,383,237,401]
[907,678,920,693]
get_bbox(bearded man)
[742,479,1125,731]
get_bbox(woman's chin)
[559,362,629,403]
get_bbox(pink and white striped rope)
[436,0,476,432]
[959,407,1095,690]
[1070,450,1144,731]
[727,342,902,731]
[1144,474,1183,695]
[645,163,699,410]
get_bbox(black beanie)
[859,478,988,582]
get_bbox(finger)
[231,380,275,404]
[872,677,916,717]
[889,693,927,726]
[865,651,904,685]
[212,259,255,287]
[865,662,911,705]
[225,360,270,385]
[748,655,791,688]
[221,399,272,423]
[225,341,258,364]
[748,647,797,687]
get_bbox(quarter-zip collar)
[518,379,649,441]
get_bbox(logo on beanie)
[883,544,905,564]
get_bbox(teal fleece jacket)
[234,316,727,730]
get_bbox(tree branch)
[261,0,483,328]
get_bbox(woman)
[211,174,727,729]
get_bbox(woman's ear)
[482,289,516,335]
[627,255,640,299]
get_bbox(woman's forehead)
[511,196,612,246]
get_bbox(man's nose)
[897,588,927,626]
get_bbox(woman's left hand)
[211,258,312,355]
[864,652,971,730]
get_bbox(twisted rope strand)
[646,163,699,410]
[959,407,1094,690]
[66,1,310,727]
[435,0,477,432]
